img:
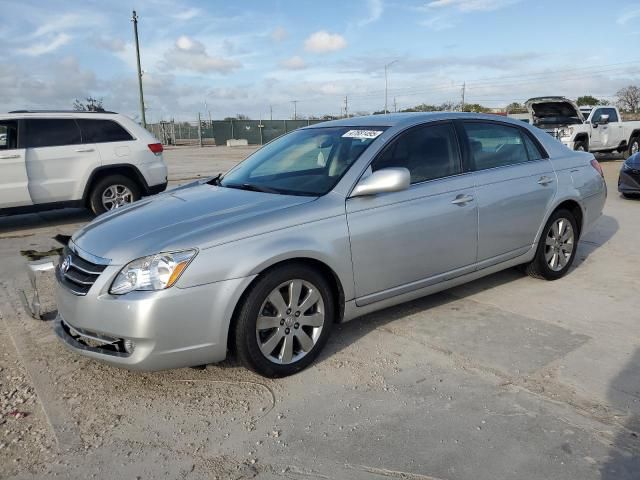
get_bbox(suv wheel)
[89,174,141,215]
[524,209,578,280]
[234,264,334,377]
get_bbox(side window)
[0,120,18,150]
[77,119,134,143]
[463,122,529,170]
[24,119,81,148]
[522,132,545,161]
[371,123,460,184]
[592,108,618,123]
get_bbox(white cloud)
[618,8,640,25]
[304,31,347,53]
[165,36,241,73]
[420,14,455,31]
[92,35,126,52]
[19,33,71,56]
[173,8,201,21]
[271,26,288,42]
[280,55,307,70]
[426,0,519,11]
[358,0,384,26]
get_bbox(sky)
[1,0,640,122]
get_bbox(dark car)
[618,152,640,198]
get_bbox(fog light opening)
[123,339,136,354]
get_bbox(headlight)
[559,127,572,138]
[110,250,197,295]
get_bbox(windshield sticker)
[342,129,383,139]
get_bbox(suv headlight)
[110,250,197,295]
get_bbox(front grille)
[56,246,107,295]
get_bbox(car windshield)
[220,126,386,196]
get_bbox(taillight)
[148,143,163,155]
[590,159,604,178]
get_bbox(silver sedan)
[54,113,607,377]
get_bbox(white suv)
[0,110,168,215]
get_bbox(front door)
[0,119,30,208]
[346,121,478,305]
[460,120,557,267]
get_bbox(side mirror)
[351,167,410,197]
[597,114,610,125]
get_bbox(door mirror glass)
[597,114,610,125]
[351,167,410,197]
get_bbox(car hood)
[72,183,317,264]
[525,97,584,126]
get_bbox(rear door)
[459,121,556,267]
[23,118,101,203]
[0,119,30,208]
[77,119,136,166]
[347,121,478,304]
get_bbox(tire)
[524,209,578,281]
[623,137,639,160]
[89,174,141,216]
[622,192,640,199]
[234,264,335,377]
[574,140,588,152]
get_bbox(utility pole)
[393,97,398,113]
[269,105,273,121]
[344,96,349,118]
[384,60,398,114]
[197,112,203,147]
[131,10,146,128]
[461,81,466,112]
[291,100,298,120]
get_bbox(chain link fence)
[147,119,326,146]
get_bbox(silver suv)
[54,113,606,377]
[0,110,168,215]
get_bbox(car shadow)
[318,214,618,364]
[573,214,619,267]
[600,347,640,479]
[0,208,91,235]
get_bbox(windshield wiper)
[224,183,282,194]
[208,173,223,185]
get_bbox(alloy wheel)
[102,185,134,210]
[632,140,639,156]
[256,279,325,365]
[544,218,574,272]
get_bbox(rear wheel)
[234,264,334,377]
[623,137,639,160]
[89,174,141,215]
[524,209,578,280]
[574,140,588,152]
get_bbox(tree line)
[72,84,640,121]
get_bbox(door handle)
[537,176,554,186]
[0,154,21,159]
[451,194,474,205]
[74,147,95,152]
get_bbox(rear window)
[77,119,134,143]
[24,119,81,148]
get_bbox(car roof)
[0,111,122,120]
[305,112,530,129]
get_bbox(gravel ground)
[0,147,638,479]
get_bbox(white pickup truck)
[525,97,640,158]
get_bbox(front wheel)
[234,264,335,377]
[574,140,588,152]
[524,209,578,280]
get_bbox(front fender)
[176,214,355,301]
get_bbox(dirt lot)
[1,146,639,479]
